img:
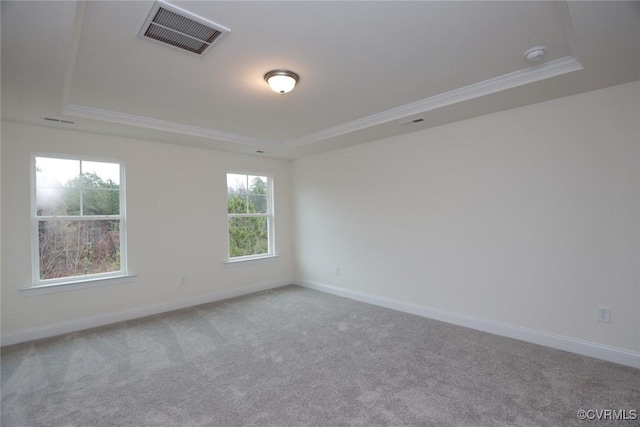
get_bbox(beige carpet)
[2,285,639,426]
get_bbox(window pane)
[227,174,248,195]
[248,175,268,194]
[38,219,121,280]
[82,161,120,186]
[37,187,81,216]
[83,188,120,215]
[36,158,121,217]
[80,162,120,215]
[228,217,268,258]
[36,157,80,188]
[248,194,267,213]
[228,194,248,214]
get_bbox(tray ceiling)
[2,1,639,158]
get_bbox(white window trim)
[226,172,275,262]
[31,153,128,287]
[21,274,137,296]
[224,254,280,267]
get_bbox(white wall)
[1,122,294,338]
[292,81,640,355]
[2,81,639,364]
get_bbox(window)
[32,155,126,285]
[227,173,273,260]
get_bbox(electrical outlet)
[334,266,340,276]
[179,276,186,286]
[596,306,610,323]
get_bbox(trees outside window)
[33,156,126,284]
[227,173,273,259]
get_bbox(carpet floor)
[1,285,639,426]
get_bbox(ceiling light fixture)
[264,70,299,94]
[524,46,546,63]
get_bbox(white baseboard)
[1,279,292,347]
[297,280,640,369]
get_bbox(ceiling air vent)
[139,0,230,56]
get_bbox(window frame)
[226,172,275,262]
[31,153,128,287]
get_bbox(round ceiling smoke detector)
[524,46,546,63]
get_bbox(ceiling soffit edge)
[62,55,583,149]
[285,56,583,148]
[61,0,87,109]
[60,1,582,150]
[287,0,582,148]
[62,103,281,147]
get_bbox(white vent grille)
[139,0,230,56]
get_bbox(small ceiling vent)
[139,0,230,56]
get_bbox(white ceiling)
[2,1,639,159]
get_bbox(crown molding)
[61,1,271,148]
[285,0,583,149]
[61,1,87,109]
[61,1,582,151]
[64,54,582,150]
[285,55,583,148]
[556,0,582,64]
[63,104,280,147]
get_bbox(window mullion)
[36,215,122,221]
[228,213,267,218]
[79,160,84,216]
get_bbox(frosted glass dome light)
[264,70,299,94]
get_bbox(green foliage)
[249,176,267,213]
[228,194,249,214]
[64,172,120,215]
[228,216,268,257]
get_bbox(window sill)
[20,274,137,297]
[224,255,280,267]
